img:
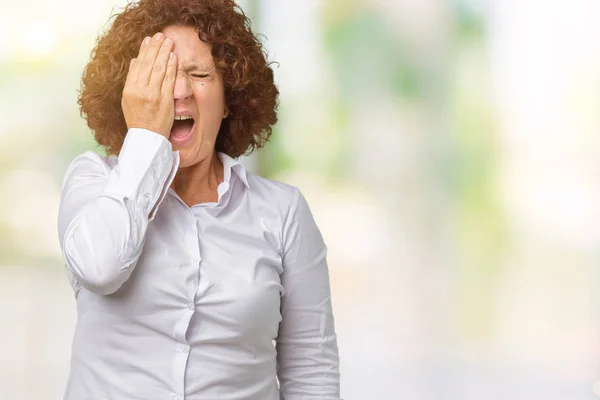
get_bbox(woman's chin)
[173,141,202,168]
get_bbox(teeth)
[174,115,193,121]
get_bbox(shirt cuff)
[102,128,178,218]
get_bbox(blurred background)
[1,0,600,398]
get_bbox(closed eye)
[191,74,209,78]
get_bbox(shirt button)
[187,301,194,310]
[172,396,183,400]
[179,344,190,353]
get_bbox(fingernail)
[154,32,163,41]
[144,37,150,45]
[163,38,172,46]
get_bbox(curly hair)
[78,0,279,157]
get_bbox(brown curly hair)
[78,0,279,157]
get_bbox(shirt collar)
[217,152,250,189]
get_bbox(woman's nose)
[173,75,192,100]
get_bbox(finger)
[124,57,137,88]
[136,32,165,85]
[149,37,173,89]
[138,36,150,57]
[132,36,150,75]
[161,52,177,98]
[125,37,149,89]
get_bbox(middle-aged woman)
[57,0,341,399]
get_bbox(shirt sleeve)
[57,128,179,296]
[276,187,342,400]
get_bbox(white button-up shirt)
[57,129,341,400]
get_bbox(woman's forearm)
[58,128,178,294]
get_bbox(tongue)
[170,119,194,138]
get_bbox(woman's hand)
[121,32,177,139]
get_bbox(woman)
[57,0,341,399]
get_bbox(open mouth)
[170,116,195,144]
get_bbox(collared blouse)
[57,128,341,400]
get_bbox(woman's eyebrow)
[182,63,212,73]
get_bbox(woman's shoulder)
[245,173,323,247]
[245,172,301,210]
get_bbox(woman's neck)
[171,152,224,206]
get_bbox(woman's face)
[161,25,227,168]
